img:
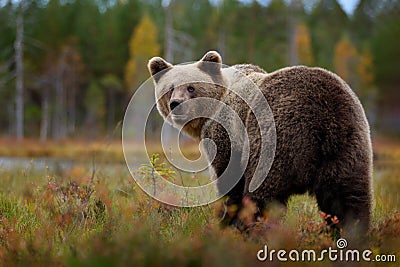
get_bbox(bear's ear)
[148,57,173,82]
[197,51,222,75]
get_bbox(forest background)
[1,0,399,142]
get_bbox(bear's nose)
[169,100,182,110]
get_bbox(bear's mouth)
[171,114,188,124]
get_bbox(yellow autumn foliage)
[125,14,160,90]
[334,36,358,83]
[295,23,313,65]
[357,49,375,87]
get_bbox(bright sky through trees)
[2,0,361,15]
[337,0,360,15]
[209,0,361,15]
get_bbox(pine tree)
[309,0,349,69]
[100,74,122,132]
[85,81,105,138]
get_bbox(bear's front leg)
[217,177,246,230]
[202,123,250,230]
[212,149,249,230]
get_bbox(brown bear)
[148,51,373,236]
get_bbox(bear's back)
[243,66,372,192]
[258,66,369,145]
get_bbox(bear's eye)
[169,86,174,93]
[187,86,195,93]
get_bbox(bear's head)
[148,51,227,138]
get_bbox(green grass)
[0,146,399,266]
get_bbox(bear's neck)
[182,118,207,140]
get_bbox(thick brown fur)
[148,51,373,237]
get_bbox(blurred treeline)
[0,0,399,140]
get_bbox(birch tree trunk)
[107,88,115,133]
[67,66,76,135]
[40,85,49,142]
[14,6,24,140]
[163,0,174,141]
[218,29,226,60]
[53,50,67,140]
[164,0,173,62]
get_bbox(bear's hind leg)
[315,171,372,240]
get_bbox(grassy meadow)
[0,137,399,266]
